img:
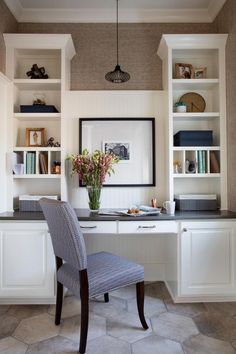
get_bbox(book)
[39,153,48,174]
[210,151,220,173]
[197,151,203,173]
[202,150,206,173]
[26,152,31,174]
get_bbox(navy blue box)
[174,130,213,146]
[20,105,59,113]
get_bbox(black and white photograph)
[103,142,130,162]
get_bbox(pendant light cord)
[116,0,119,65]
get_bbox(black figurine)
[26,64,49,79]
[46,137,60,147]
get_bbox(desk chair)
[39,198,148,354]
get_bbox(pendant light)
[105,0,130,83]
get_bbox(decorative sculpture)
[26,64,49,79]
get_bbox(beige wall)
[0,0,18,73]
[214,0,236,211]
[18,23,214,90]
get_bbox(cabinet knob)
[183,228,187,232]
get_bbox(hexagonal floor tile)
[145,282,171,300]
[132,334,184,354]
[8,305,48,320]
[151,312,199,343]
[205,302,236,317]
[13,313,59,344]
[0,306,9,316]
[27,335,78,354]
[127,296,166,317]
[48,295,81,319]
[193,311,236,341]
[107,312,151,343]
[183,334,236,354]
[86,335,131,354]
[110,285,136,300]
[90,296,127,319]
[60,313,106,342]
[0,336,27,354]
[164,298,207,318]
[0,314,19,339]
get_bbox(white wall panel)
[65,90,167,208]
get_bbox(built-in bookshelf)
[157,34,228,209]
[4,34,75,211]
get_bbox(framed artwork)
[175,63,193,79]
[25,128,45,147]
[79,118,156,186]
[192,67,207,79]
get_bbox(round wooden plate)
[179,92,206,112]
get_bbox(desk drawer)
[79,221,117,234]
[118,221,178,234]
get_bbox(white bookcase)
[157,34,228,209]
[4,34,75,211]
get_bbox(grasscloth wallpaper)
[0,0,235,209]
[0,0,17,73]
[214,0,236,211]
[18,23,214,90]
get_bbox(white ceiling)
[4,0,227,23]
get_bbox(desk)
[0,210,236,304]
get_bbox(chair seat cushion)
[57,251,144,298]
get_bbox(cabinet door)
[0,222,55,299]
[180,221,236,296]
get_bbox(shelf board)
[14,113,61,121]
[172,78,219,90]
[172,112,220,120]
[173,146,220,151]
[173,173,220,178]
[13,79,61,90]
[13,174,61,179]
[13,147,61,152]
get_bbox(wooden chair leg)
[136,281,149,329]
[79,270,89,354]
[55,280,63,325]
[104,293,109,303]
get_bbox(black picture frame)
[79,117,156,187]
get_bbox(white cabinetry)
[180,221,236,297]
[0,222,55,304]
[165,219,236,302]
[3,34,75,211]
[157,34,228,209]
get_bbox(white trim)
[4,1,227,23]
[208,0,226,22]
[3,0,23,20]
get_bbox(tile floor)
[0,282,236,353]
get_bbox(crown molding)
[4,0,23,20]
[4,0,227,23]
[208,0,226,21]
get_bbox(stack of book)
[197,150,207,173]
[26,152,36,174]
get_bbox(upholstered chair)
[39,198,148,354]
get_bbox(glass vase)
[86,185,102,212]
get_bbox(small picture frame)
[103,141,131,162]
[25,128,45,147]
[192,67,207,79]
[175,63,193,79]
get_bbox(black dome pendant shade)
[105,0,130,83]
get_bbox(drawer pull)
[81,226,97,229]
[183,228,188,232]
[138,225,156,229]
